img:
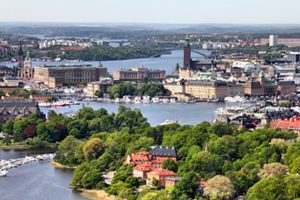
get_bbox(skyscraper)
[269,35,278,46]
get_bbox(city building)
[261,36,300,47]
[146,169,176,187]
[29,94,53,102]
[0,86,23,94]
[277,81,296,95]
[133,163,156,179]
[269,117,300,136]
[18,41,24,68]
[185,81,229,99]
[87,78,113,97]
[0,99,45,124]
[123,146,178,168]
[113,66,165,81]
[34,64,107,88]
[18,51,34,79]
[1,93,25,99]
[269,35,278,46]
[3,77,20,87]
[165,177,183,192]
[0,65,14,78]
[287,52,300,63]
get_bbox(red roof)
[134,163,156,172]
[148,168,176,176]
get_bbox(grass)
[49,161,76,169]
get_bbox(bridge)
[100,40,130,47]
[136,48,268,58]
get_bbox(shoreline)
[49,161,76,169]
[76,188,115,200]
[0,145,57,150]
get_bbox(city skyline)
[1,0,300,24]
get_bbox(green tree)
[13,130,24,142]
[171,171,200,199]
[69,128,80,138]
[152,178,159,190]
[81,169,104,189]
[94,90,103,98]
[47,110,57,120]
[230,172,249,195]
[0,90,5,98]
[125,176,139,188]
[2,134,11,145]
[290,157,300,174]
[162,158,178,173]
[83,138,105,162]
[175,63,180,72]
[3,120,14,134]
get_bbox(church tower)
[183,35,191,69]
[18,40,24,68]
[25,51,32,68]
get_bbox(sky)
[1,0,300,24]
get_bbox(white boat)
[162,98,169,104]
[134,96,142,104]
[186,99,196,103]
[83,97,94,102]
[207,98,219,103]
[152,97,159,103]
[170,98,176,104]
[143,96,150,104]
[0,171,8,177]
[161,119,180,125]
[114,98,120,103]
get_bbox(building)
[277,81,296,95]
[269,35,278,46]
[270,117,300,136]
[18,51,34,79]
[287,52,300,63]
[34,64,107,88]
[0,65,14,78]
[165,177,183,192]
[185,81,229,99]
[0,86,23,94]
[1,93,25,99]
[0,99,45,124]
[123,146,178,168]
[3,77,19,87]
[87,78,113,97]
[18,41,23,68]
[29,94,53,102]
[113,66,165,80]
[146,169,176,187]
[133,163,156,179]
[261,36,300,47]
[229,84,245,97]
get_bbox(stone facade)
[34,64,107,88]
[0,99,45,124]
[29,94,53,102]
[113,66,165,80]
[18,51,34,79]
[87,79,113,97]
[0,86,23,94]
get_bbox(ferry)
[39,102,52,108]
[186,99,196,103]
[207,98,219,103]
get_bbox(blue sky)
[1,0,300,24]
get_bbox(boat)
[207,98,219,103]
[186,99,196,103]
[54,101,66,107]
[170,98,176,104]
[0,171,8,177]
[152,97,159,103]
[161,119,180,125]
[115,98,120,103]
[134,96,142,104]
[162,98,169,104]
[39,102,52,108]
[83,97,94,102]
[143,96,150,104]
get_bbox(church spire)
[18,40,23,56]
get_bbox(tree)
[290,157,300,174]
[81,169,104,189]
[23,125,37,139]
[14,130,24,142]
[162,158,178,173]
[204,175,234,200]
[258,162,288,179]
[230,172,249,195]
[47,110,57,120]
[94,90,103,98]
[56,123,69,141]
[125,176,139,188]
[175,63,180,72]
[10,88,19,94]
[0,90,5,98]
[3,120,14,134]
[83,138,105,162]
[171,171,200,199]
[152,178,159,190]
[69,128,80,138]
[2,134,11,145]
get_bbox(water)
[0,149,89,200]
[41,101,226,126]
[5,50,209,75]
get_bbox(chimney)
[127,155,130,163]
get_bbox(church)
[17,42,34,79]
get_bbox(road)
[103,171,116,185]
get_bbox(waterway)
[0,149,90,200]
[5,49,209,75]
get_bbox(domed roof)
[259,70,264,78]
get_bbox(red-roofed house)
[269,117,300,136]
[146,169,176,187]
[123,151,152,165]
[133,163,156,179]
